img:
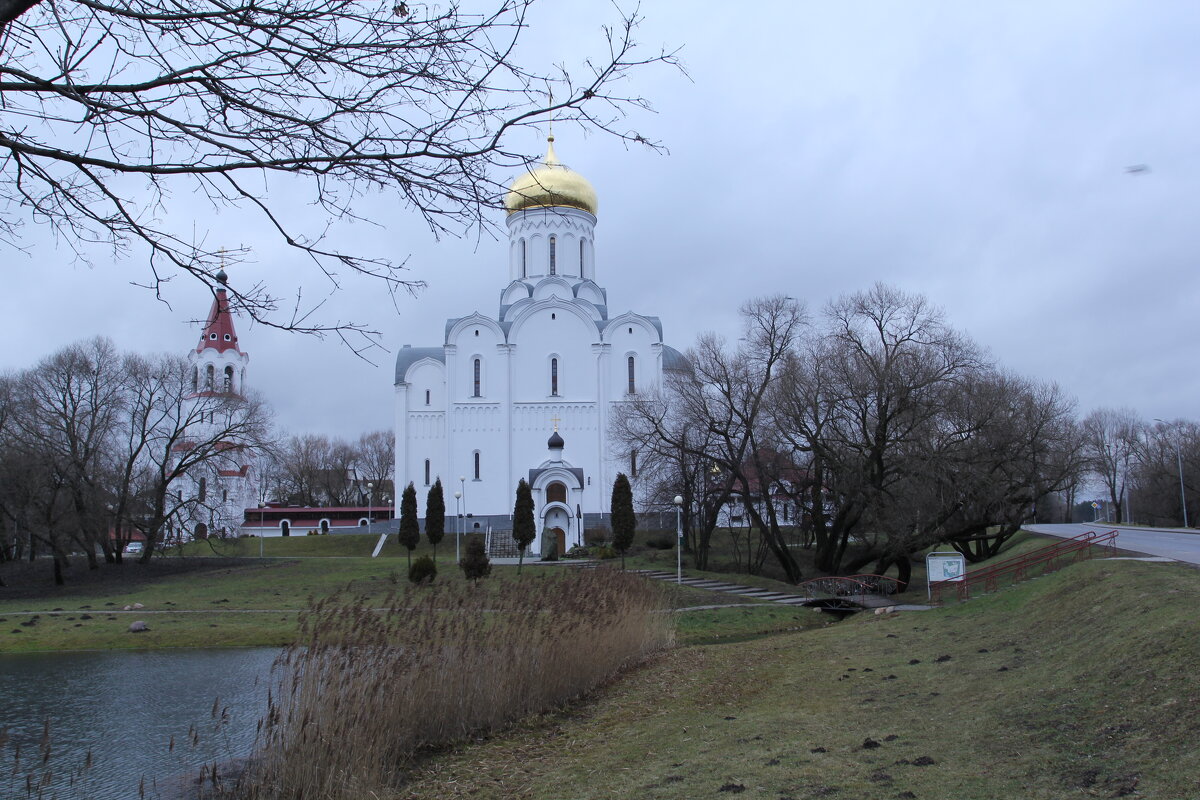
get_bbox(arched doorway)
[194,523,208,540]
[543,505,570,556]
[280,520,290,537]
[320,520,330,534]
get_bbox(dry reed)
[228,568,672,799]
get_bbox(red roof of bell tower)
[196,270,244,355]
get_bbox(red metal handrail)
[931,529,1118,602]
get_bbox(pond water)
[0,648,279,799]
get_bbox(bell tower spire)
[189,263,250,396]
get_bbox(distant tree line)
[1080,408,1198,528]
[0,338,271,583]
[261,430,395,508]
[614,284,1090,588]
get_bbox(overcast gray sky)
[3,0,1197,439]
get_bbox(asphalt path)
[1025,523,1200,566]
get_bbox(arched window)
[579,238,585,275]
[549,235,557,275]
[191,367,198,392]
[550,357,559,396]
[222,488,228,503]
[205,364,214,391]
[627,356,636,395]
[521,239,527,278]
[630,449,638,478]
[473,450,481,480]
[425,389,431,405]
[223,365,234,393]
[547,482,567,504]
[198,477,207,502]
[472,358,481,397]
[240,367,246,388]
[424,459,431,486]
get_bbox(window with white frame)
[472,358,482,397]
[627,356,636,395]
[551,357,559,396]
[549,235,557,275]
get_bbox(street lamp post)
[1155,419,1189,528]
[673,495,683,584]
[454,489,463,562]
[367,482,374,537]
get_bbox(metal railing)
[796,574,902,603]
[931,529,1119,603]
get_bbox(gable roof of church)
[394,346,446,384]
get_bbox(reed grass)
[227,567,672,799]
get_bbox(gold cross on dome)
[550,414,560,432]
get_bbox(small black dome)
[547,430,565,449]
[215,268,228,285]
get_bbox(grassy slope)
[398,559,1200,800]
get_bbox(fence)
[931,529,1119,603]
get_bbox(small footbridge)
[795,575,903,614]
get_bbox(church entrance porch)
[541,506,570,557]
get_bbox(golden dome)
[505,137,598,216]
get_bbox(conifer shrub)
[408,555,437,584]
[459,536,491,583]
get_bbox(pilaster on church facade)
[393,138,688,557]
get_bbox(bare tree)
[1132,419,1197,526]
[356,429,395,503]
[774,284,985,576]
[1,0,678,342]
[9,338,127,569]
[614,295,807,580]
[124,353,272,558]
[1082,408,1143,525]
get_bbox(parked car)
[124,542,144,555]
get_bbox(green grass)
[396,558,1200,800]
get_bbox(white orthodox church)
[394,138,687,556]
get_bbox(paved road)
[1025,523,1200,566]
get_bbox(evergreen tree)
[611,472,637,570]
[426,478,445,557]
[459,536,491,584]
[398,482,420,569]
[512,478,536,574]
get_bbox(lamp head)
[673,495,683,506]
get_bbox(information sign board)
[926,551,967,601]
